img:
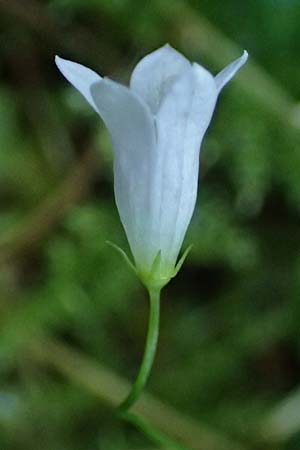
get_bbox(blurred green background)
[0,0,300,449]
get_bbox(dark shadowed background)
[0,0,299,449]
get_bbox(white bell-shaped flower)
[56,45,248,289]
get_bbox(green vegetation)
[0,0,299,449]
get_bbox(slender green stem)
[117,289,191,450]
[123,411,190,450]
[117,287,191,449]
[118,287,160,412]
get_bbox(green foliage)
[0,0,299,449]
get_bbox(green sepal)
[106,241,137,275]
[139,250,172,291]
[172,244,193,278]
[149,250,162,279]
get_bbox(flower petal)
[90,79,159,271]
[154,64,218,268]
[130,44,191,114]
[55,56,102,112]
[215,50,248,92]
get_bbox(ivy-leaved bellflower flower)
[55,45,248,289]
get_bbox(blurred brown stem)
[0,0,119,64]
[0,148,95,264]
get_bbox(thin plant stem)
[117,287,189,449]
[123,411,190,450]
[118,287,161,412]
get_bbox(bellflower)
[55,45,247,289]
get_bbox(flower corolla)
[56,45,248,288]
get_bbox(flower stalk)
[118,287,161,413]
[117,286,189,450]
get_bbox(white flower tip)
[158,43,184,58]
[241,50,249,63]
[54,55,102,112]
[55,55,67,69]
[54,55,74,77]
[54,55,61,68]
[54,55,78,75]
[215,50,249,92]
